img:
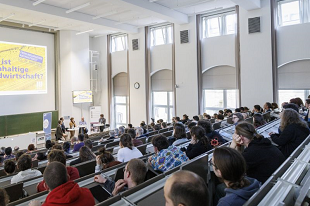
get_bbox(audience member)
[4,147,15,160]
[212,147,260,206]
[27,144,36,153]
[149,135,188,172]
[161,122,167,129]
[198,120,226,146]
[72,134,85,152]
[128,124,133,129]
[119,126,125,136]
[37,149,80,192]
[11,154,42,184]
[232,112,244,125]
[84,139,93,150]
[15,151,24,161]
[70,146,96,166]
[171,123,188,146]
[4,159,16,175]
[231,122,285,183]
[164,170,209,206]
[235,108,241,113]
[270,108,310,158]
[94,159,147,196]
[95,147,122,172]
[272,103,280,112]
[253,113,266,128]
[192,116,199,123]
[117,134,143,162]
[264,102,272,113]
[0,188,9,206]
[216,114,224,123]
[182,114,189,124]
[253,105,262,114]
[132,128,143,147]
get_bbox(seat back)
[114,166,125,182]
[4,182,24,202]
[75,160,96,177]
[137,144,147,155]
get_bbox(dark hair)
[48,149,66,165]
[152,135,169,151]
[154,124,161,131]
[63,142,71,153]
[190,126,210,148]
[28,144,35,151]
[84,133,89,139]
[198,120,213,133]
[161,122,167,128]
[244,107,249,111]
[218,110,224,114]
[79,146,96,162]
[235,122,264,141]
[193,116,199,121]
[44,162,68,190]
[254,105,262,112]
[272,103,279,109]
[52,144,62,150]
[4,147,12,156]
[128,124,133,128]
[235,108,241,113]
[78,134,84,142]
[98,147,115,165]
[239,107,244,112]
[168,171,209,206]
[15,151,24,161]
[84,139,93,149]
[0,188,9,206]
[175,117,180,121]
[226,109,232,114]
[253,113,266,128]
[233,112,244,122]
[173,124,186,139]
[17,154,32,171]
[127,128,136,139]
[283,103,299,113]
[37,152,47,161]
[120,134,133,150]
[58,120,62,124]
[217,114,224,120]
[265,102,272,109]
[4,160,16,174]
[127,159,147,185]
[45,140,53,149]
[183,114,189,120]
[188,122,197,130]
[213,147,250,189]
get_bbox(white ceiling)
[0,0,236,36]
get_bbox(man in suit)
[56,120,67,141]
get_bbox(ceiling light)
[93,11,118,20]
[29,20,46,27]
[76,29,94,35]
[0,13,15,22]
[33,0,46,6]
[149,0,158,2]
[93,34,106,38]
[66,2,91,14]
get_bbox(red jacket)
[42,181,95,206]
[37,167,80,192]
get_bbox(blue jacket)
[217,177,260,206]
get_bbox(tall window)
[278,0,310,26]
[114,96,127,128]
[203,90,237,115]
[150,25,173,47]
[202,12,236,38]
[278,90,310,105]
[111,35,127,52]
[152,92,173,123]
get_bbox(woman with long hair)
[117,134,142,162]
[185,126,212,159]
[212,147,260,206]
[69,146,95,166]
[170,123,188,146]
[198,120,226,146]
[252,113,266,128]
[231,122,285,183]
[270,108,310,158]
[95,147,121,172]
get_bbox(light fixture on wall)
[76,29,94,35]
[29,19,46,27]
[33,0,46,6]
[0,13,15,22]
[66,2,91,14]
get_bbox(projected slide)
[73,91,93,103]
[0,41,47,95]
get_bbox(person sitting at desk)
[4,147,15,160]
[95,147,122,172]
[99,114,106,132]
[70,146,96,166]
[72,134,85,152]
[69,117,76,138]
[94,158,147,196]
[78,117,88,134]
[117,134,143,162]
[4,159,16,175]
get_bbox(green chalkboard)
[0,111,58,137]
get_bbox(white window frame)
[203,89,238,114]
[202,12,236,38]
[278,89,310,105]
[114,96,128,128]
[152,91,173,123]
[150,25,173,47]
[111,35,128,53]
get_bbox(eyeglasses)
[209,158,217,169]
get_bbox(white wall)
[239,0,273,108]
[150,44,173,73]
[111,51,128,78]
[0,27,55,116]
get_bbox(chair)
[144,170,158,181]
[37,166,46,174]
[0,169,6,177]
[106,141,120,148]
[75,160,96,177]
[137,144,147,155]
[4,182,24,202]
[159,128,168,133]
[161,131,172,137]
[32,160,38,168]
[140,137,146,144]
[114,166,125,182]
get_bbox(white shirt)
[173,138,188,146]
[11,169,42,184]
[117,147,143,162]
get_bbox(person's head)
[212,147,249,189]
[244,107,249,112]
[78,134,84,142]
[14,146,19,153]
[128,124,133,128]
[264,102,272,110]
[173,123,186,140]
[84,139,93,149]
[45,140,53,149]
[253,105,262,112]
[197,120,213,134]
[63,142,71,152]
[119,134,133,150]
[126,128,136,139]
[218,110,224,115]
[28,144,35,152]
[217,114,224,120]
[136,127,144,137]
[239,107,244,112]
[193,116,199,121]
[235,122,264,146]
[183,114,189,120]
[253,113,266,128]
[282,103,299,113]
[175,117,180,122]
[79,146,96,162]
[152,134,169,153]
[232,112,244,124]
[15,151,24,161]
[124,159,147,186]
[17,154,32,171]
[235,108,241,113]
[4,147,12,156]
[0,188,9,206]
[161,122,167,129]
[44,162,68,191]
[190,126,209,147]
[71,137,77,144]
[81,117,85,122]
[119,126,125,135]
[47,149,66,165]
[225,109,232,116]
[280,108,308,131]
[296,98,305,107]
[98,147,115,169]
[60,117,64,122]
[272,103,279,110]
[52,144,62,150]
[188,122,197,130]
[154,124,161,131]
[164,170,209,206]
[70,117,74,122]
[114,128,119,135]
[109,130,115,138]
[100,114,104,118]
[58,120,62,125]
[4,160,16,175]
[37,152,47,161]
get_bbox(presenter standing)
[99,114,106,132]
[69,117,76,138]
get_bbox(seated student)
[131,128,143,147]
[4,159,16,175]
[232,112,244,125]
[185,126,212,160]
[270,108,310,158]
[33,152,47,161]
[94,158,147,196]
[117,134,143,162]
[216,114,225,123]
[161,122,167,129]
[100,130,116,143]
[164,170,209,206]
[37,149,80,192]
[70,146,96,166]
[0,188,9,206]
[30,162,95,206]
[62,141,72,157]
[198,120,226,146]
[11,154,42,184]
[192,116,199,123]
[72,134,85,152]
[224,109,233,117]
[181,114,189,124]
[264,102,273,113]
[230,122,285,183]
[84,139,93,150]
[15,151,24,161]
[127,124,133,129]
[212,147,260,206]
[148,135,188,172]
[27,144,36,153]
[187,122,197,139]
[252,105,262,114]
[95,147,122,172]
[272,103,280,113]
[253,113,266,128]
[4,147,15,160]
[171,123,188,146]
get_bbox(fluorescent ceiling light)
[76,29,94,35]
[93,34,106,38]
[33,0,46,6]
[149,0,158,2]
[29,20,46,27]
[66,2,91,14]
[93,11,118,20]
[0,13,15,22]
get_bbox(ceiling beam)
[0,0,138,33]
[119,0,189,24]
[230,0,261,10]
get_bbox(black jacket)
[271,123,310,158]
[206,131,227,146]
[186,141,212,160]
[243,138,285,183]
